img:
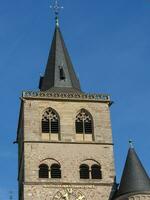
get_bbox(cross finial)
[129,139,134,149]
[50,0,64,27]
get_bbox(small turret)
[114,142,150,199]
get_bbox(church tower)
[17,2,116,200]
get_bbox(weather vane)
[50,0,64,26]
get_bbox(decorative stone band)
[22,91,112,104]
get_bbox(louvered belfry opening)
[76,109,93,134]
[80,164,90,179]
[59,67,66,80]
[39,164,49,178]
[91,164,102,179]
[51,164,61,179]
[42,108,59,134]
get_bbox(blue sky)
[0,0,150,199]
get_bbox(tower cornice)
[22,91,112,105]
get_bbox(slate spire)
[117,146,150,197]
[39,19,82,93]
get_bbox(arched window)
[39,164,49,178]
[42,108,59,134]
[80,164,90,179]
[51,164,61,179]
[91,164,102,179]
[76,109,93,134]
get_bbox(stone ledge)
[24,182,114,187]
[23,141,114,145]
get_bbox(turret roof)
[116,147,150,198]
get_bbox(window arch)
[80,164,89,179]
[39,164,49,178]
[51,164,61,179]
[39,162,62,179]
[91,164,102,179]
[76,109,93,134]
[42,108,60,135]
[76,109,93,137]
[79,160,102,180]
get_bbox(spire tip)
[55,16,59,27]
[129,139,134,149]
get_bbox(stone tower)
[16,7,116,200]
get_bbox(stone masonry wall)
[24,184,114,200]
[23,99,113,143]
[20,98,115,200]
[24,143,115,183]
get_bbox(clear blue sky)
[0,0,150,199]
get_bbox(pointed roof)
[117,147,150,197]
[39,25,82,93]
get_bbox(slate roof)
[39,25,82,93]
[116,147,150,198]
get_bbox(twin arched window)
[39,162,102,180]
[41,108,93,140]
[39,163,61,179]
[80,164,102,180]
